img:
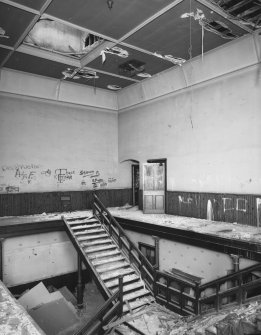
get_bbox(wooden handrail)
[199,262,261,290]
[92,194,261,316]
[93,194,155,289]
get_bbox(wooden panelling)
[167,191,261,227]
[0,189,132,217]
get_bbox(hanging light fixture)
[107,0,113,10]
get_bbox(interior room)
[0,0,261,334]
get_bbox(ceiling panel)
[5,52,72,79]
[45,0,176,39]
[87,45,174,81]
[125,0,247,60]
[0,2,36,48]
[9,0,47,11]
[65,71,134,90]
[0,48,11,64]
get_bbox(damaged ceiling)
[0,0,260,91]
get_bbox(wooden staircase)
[63,215,154,314]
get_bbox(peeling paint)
[181,9,238,40]
[0,26,9,39]
[100,46,129,63]
[154,52,186,66]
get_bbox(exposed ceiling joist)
[197,0,253,33]
[117,0,184,42]
[0,0,54,67]
[0,43,13,50]
[80,41,116,67]
[0,0,39,14]
[17,43,81,67]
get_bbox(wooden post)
[195,283,200,315]
[0,238,4,282]
[118,276,123,316]
[152,236,160,270]
[77,254,84,309]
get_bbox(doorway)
[132,164,140,206]
[143,159,167,214]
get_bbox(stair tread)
[123,288,150,302]
[71,225,102,231]
[106,274,140,288]
[123,297,155,313]
[88,249,121,260]
[84,245,117,253]
[101,267,135,281]
[67,218,98,225]
[96,261,130,273]
[92,255,125,266]
[74,230,104,236]
[81,239,112,246]
[77,233,108,240]
[111,281,144,294]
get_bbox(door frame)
[131,164,139,206]
[146,158,167,213]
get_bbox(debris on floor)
[17,281,81,335]
[110,299,261,335]
[0,280,45,335]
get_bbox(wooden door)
[143,163,165,214]
[132,165,139,206]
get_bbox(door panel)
[143,163,165,214]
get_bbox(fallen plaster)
[108,205,261,243]
[0,280,45,335]
[109,299,261,335]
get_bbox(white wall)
[124,229,257,284]
[0,92,121,193]
[3,232,77,287]
[118,34,261,195]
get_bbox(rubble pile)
[111,300,261,335]
[169,300,261,335]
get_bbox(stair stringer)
[63,215,155,313]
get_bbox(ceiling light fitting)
[107,0,114,10]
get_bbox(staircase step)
[67,218,98,225]
[105,274,140,289]
[123,288,150,302]
[111,281,144,294]
[123,296,155,313]
[96,261,130,274]
[88,249,121,260]
[84,244,117,254]
[74,229,104,236]
[80,239,112,247]
[71,224,102,231]
[76,233,108,241]
[101,267,135,281]
[92,255,125,266]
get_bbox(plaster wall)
[124,229,257,284]
[118,64,261,195]
[0,92,122,193]
[3,232,77,287]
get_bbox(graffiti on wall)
[0,163,117,193]
[222,197,248,213]
[55,169,75,183]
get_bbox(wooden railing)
[154,270,200,315]
[198,262,261,314]
[93,194,155,293]
[73,277,123,335]
[93,194,261,317]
